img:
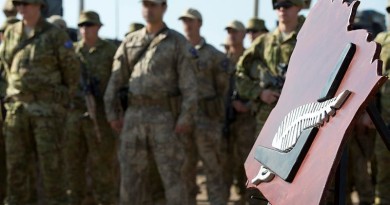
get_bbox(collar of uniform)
[273,15,305,43]
[28,17,51,38]
[79,38,104,53]
[273,27,296,43]
[140,23,170,47]
[194,37,206,50]
[14,17,48,40]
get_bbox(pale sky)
[0,0,388,49]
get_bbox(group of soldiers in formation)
[0,0,388,204]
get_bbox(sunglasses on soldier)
[78,22,96,27]
[274,1,294,10]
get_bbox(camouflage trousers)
[255,103,273,133]
[119,107,187,205]
[347,127,376,205]
[375,134,390,205]
[3,102,66,205]
[181,115,229,205]
[222,112,257,203]
[63,109,118,205]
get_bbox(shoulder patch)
[189,47,199,59]
[64,40,73,49]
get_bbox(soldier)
[179,8,230,205]
[62,11,117,205]
[0,14,19,203]
[246,18,269,43]
[103,0,198,204]
[373,2,390,204]
[225,20,246,65]
[236,0,305,203]
[222,20,258,205]
[0,0,80,204]
[236,0,305,132]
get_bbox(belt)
[128,95,170,109]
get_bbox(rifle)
[223,75,237,139]
[261,63,288,90]
[80,62,101,142]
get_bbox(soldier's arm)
[100,43,118,95]
[236,36,266,100]
[104,41,130,122]
[56,30,81,99]
[176,41,198,127]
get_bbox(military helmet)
[178,8,202,21]
[246,18,269,33]
[78,11,103,26]
[12,0,46,6]
[225,20,246,32]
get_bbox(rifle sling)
[132,27,169,67]
[12,23,53,58]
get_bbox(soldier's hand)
[109,119,124,134]
[232,100,250,113]
[175,123,192,134]
[260,89,280,105]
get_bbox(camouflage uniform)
[63,37,117,204]
[180,37,230,205]
[374,31,390,205]
[104,25,198,205]
[0,16,80,205]
[236,15,305,132]
[0,16,19,203]
[224,49,258,202]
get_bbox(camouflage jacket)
[194,38,230,121]
[375,31,390,122]
[0,17,80,107]
[74,38,117,111]
[236,16,305,102]
[104,24,198,125]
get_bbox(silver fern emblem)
[272,90,351,152]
